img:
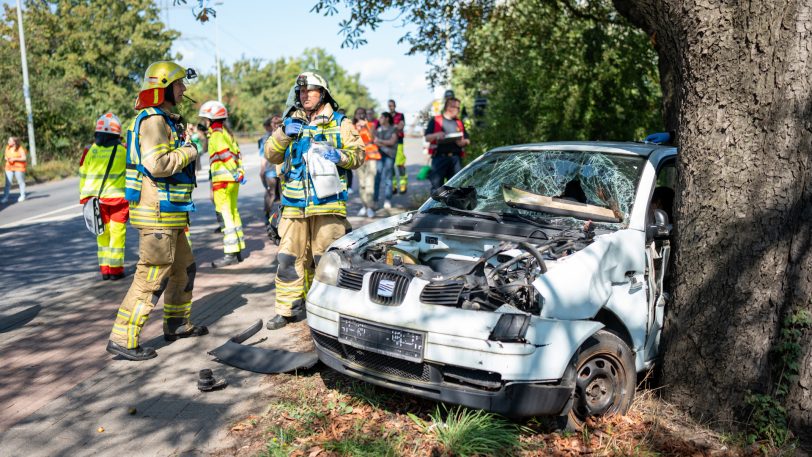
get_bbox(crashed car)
[306,141,676,428]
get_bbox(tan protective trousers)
[275,214,347,317]
[110,228,196,349]
[355,158,378,209]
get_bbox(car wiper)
[424,206,503,223]
[498,213,558,232]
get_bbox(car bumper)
[311,328,574,418]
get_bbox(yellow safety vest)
[208,128,243,183]
[79,143,126,201]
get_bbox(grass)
[425,405,523,457]
[0,158,76,186]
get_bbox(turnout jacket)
[125,108,198,229]
[264,105,364,218]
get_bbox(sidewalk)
[0,137,431,456]
[0,221,293,456]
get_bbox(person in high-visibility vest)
[353,107,380,218]
[2,136,27,203]
[199,100,245,267]
[79,113,129,280]
[106,61,207,361]
[264,72,364,329]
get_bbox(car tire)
[563,330,636,430]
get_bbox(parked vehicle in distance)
[306,141,677,429]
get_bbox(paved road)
[0,136,429,456]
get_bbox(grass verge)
[0,159,76,186]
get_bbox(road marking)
[0,204,81,229]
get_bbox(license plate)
[338,317,425,362]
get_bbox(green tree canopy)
[0,0,178,161]
[313,0,661,153]
[184,48,376,132]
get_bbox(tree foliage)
[312,0,661,153]
[0,0,178,161]
[183,48,376,132]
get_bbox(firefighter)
[79,113,128,280]
[264,72,364,329]
[106,61,207,361]
[198,100,246,267]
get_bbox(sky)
[160,1,441,117]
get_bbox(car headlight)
[315,250,343,286]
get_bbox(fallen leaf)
[97,426,105,433]
[307,446,323,457]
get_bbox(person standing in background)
[353,107,380,218]
[373,112,398,209]
[199,100,246,268]
[2,137,27,203]
[387,99,407,195]
[259,115,283,225]
[79,113,129,280]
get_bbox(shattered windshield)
[423,149,644,229]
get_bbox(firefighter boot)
[212,253,239,268]
[106,340,157,361]
[164,325,209,342]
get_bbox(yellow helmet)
[135,61,197,110]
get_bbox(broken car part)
[208,319,319,374]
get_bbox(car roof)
[488,141,677,158]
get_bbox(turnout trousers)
[275,214,347,317]
[109,228,197,349]
[97,201,129,276]
[213,183,245,254]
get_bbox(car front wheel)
[565,330,636,430]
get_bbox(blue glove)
[322,148,341,164]
[644,132,671,144]
[284,120,304,137]
[239,176,247,185]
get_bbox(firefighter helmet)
[135,61,197,110]
[95,112,122,135]
[198,100,228,120]
[294,72,338,111]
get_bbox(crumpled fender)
[534,229,646,320]
[330,211,415,250]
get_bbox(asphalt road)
[0,142,270,318]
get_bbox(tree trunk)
[615,0,812,437]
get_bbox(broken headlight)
[315,250,343,286]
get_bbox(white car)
[306,141,676,428]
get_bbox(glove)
[284,119,304,137]
[237,173,247,185]
[322,148,341,164]
[644,132,671,144]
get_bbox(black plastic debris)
[208,319,319,374]
[197,368,228,392]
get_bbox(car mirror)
[647,208,672,239]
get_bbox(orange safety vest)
[358,124,381,160]
[4,145,27,172]
[427,115,465,157]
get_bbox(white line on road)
[0,204,81,229]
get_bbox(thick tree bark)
[615,0,812,437]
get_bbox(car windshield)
[422,149,645,229]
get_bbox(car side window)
[652,160,676,222]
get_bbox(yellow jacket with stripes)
[208,127,243,183]
[264,105,364,218]
[125,108,198,229]
[79,142,126,202]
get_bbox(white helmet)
[198,100,228,120]
[95,112,122,135]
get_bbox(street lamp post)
[214,8,222,102]
[16,0,37,166]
